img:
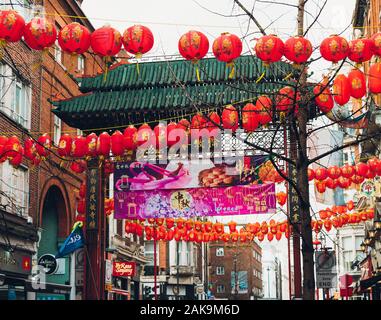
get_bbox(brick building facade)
[208,241,263,300]
[0,0,103,300]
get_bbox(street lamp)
[375,221,381,231]
[369,229,376,239]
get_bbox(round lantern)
[283,36,312,64]
[221,105,239,131]
[178,30,209,80]
[153,123,167,149]
[341,164,355,178]
[206,112,221,132]
[212,32,242,78]
[123,125,138,152]
[242,103,259,132]
[122,25,154,58]
[347,69,366,99]
[315,167,328,181]
[320,35,349,63]
[325,178,338,189]
[338,177,351,189]
[314,84,334,113]
[347,38,373,63]
[276,191,287,206]
[308,168,315,181]
[0,10,25,43]
[36,133,51,158]
[255,95,273,125]
[327,166,342,180]
[24,138,36,161]
[91,25,122,57]
[356,162,369,177]
[333,74,351,106]
[9,145,23,167]
[276,86,296,115]
[137,123,154,147]
[367,157,380,172]
[368,63,381,94]
[191,113,207,129]
[351,174,365,185]
[228,221,237,233]
[70,160,87,174]
[58,134,72,158]
[71,135,88,158]
[79,182,86,198]
[315,180,326,193]
[371,32,381,56]
[58,22,91,55]
[254,34,284,65]
[96,132,111,158]
[111,130,125,157]
[23,17,57,50]
[86,133,98,157]
[167,122,182,147]
[178,118,191,133]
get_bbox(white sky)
[82,0,357,79]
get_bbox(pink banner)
[114,184,276,219]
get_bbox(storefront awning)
[25,280,72,295]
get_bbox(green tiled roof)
[52,55,299,130]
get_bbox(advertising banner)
[112,261,136,277]
[114,156,268,192]
[114,183,276,219]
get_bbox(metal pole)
[177,241,180,300]
[267,266,271,298]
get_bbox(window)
[342,236,354,272]
[0,63,31,129]
[144,241,158,266]
[53,115,61,146]
[177,241,191,265]
[216,266,224,275]
[0,162,29,217]
[216,247,224,257]
[77,55,85,74]
[216,285,225,293]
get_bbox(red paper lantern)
[70,160,87,174]
[276,86,296,114]
[191,113,207,129]
[123,125,138,151]
[333,74,351,106]
[178,30,209,61]
[327,166,342,180]
[338,177,351,189]
[228,221,237,233]
[212,32,242,63]
[206,112,221,132]
[351,174,365,185]
[58,134,72,157]
[367,157,380,171]
[283,36,312,64]
[24,138,36,161]
[315,180,326,193]
[165,218,175,229]
[167,122,184,147]
[254,34,284,65]
[276,191,287,206]
[308,168,315,181]
[267,233,274,242]
[86,133,98,157]
[96,132,111,158]
[71,135,88,158]
[154,123,167,149]
[255,95,272,125]
[341,164,355,178]
[9,145,23,167]
[242,103,259,132]
[315,167,328,181]
[314,84,334,113]
[324,220,332,232]
[355,162,369,177]
[348,38,373,63]
[77,198,85,214]
[371,32,381,56]
[36,133,51,158]
[0,10,25,43]
[320,35,349,63]
[368,63,381,94]
[348,69,366,99]
[122,25,154,58]
[79,183,86,198]
[221,105,239,131]
[325,178,338,189]
[137,123,155,147]
[111,130,125,157]
[91,25,122,57]
[23,17,57,50]
[58,22,91,54]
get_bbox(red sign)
[339,274,353,298]
[22,256,31,271]
[112,261,136,277]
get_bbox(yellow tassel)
[195,66,200,82]
[256,71,265,83]
[103,56,110,82]
[280,112,285,122]
[136,61,140,75]
[228,62,235,79]
[0,39,6,61]
[283,72,293,81]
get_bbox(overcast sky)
[82,0,356,78]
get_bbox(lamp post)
[267,266,271,298]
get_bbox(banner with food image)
[114,155,272,191]
[114,183,276,219]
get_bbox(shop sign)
[0,248,32,275]
[105,260,112,284]
[112,261,136,277]
[360,180,376,198]
[38,254,58,275]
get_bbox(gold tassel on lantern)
[227,61,235,79]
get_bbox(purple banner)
[114,184,276,219]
